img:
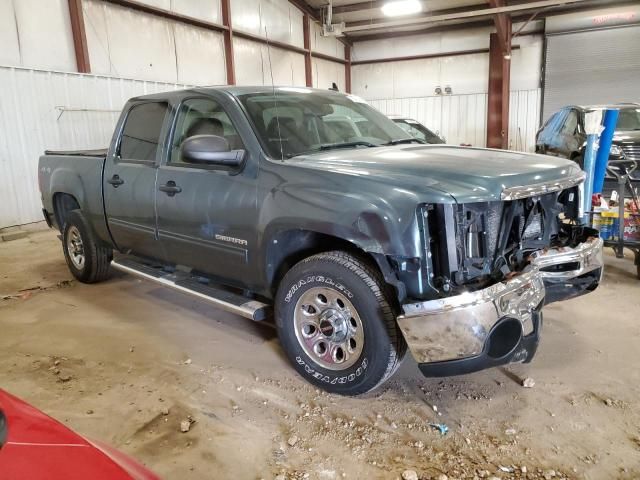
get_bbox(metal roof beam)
[343,0,585,33]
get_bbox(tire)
[62,210,112,283]
[275,251,407,396]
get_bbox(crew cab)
[39,87,603,395]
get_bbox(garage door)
[543,25,640,121]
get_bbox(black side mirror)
[181,135,245,169]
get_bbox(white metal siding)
[83,0,226,85]
[234,37,306,87]
[312,57,345,91]
[509,88,542,153]
[0,0,76,71]
[231,0,304,48]
[0,66,189,228]
[352,39,542,100]
[368,88,541,152]
[310,22,345,60]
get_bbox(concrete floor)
[1,227,639,480]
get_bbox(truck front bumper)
[397,236,603,377]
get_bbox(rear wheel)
[62,210,112,283]
[275,251,406,396]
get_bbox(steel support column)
[303,14,313,87]
[345,45,351,93]
[221,0,235,85]
[486,2,511,150]
[68,0,91,73]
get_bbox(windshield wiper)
[286,141,378,158]
[384,138,426,145]
[319,141,379,150]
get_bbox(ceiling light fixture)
[381,0,422,17]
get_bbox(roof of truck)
[129,86,349,102]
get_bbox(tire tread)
[63,210,112,283]
[293,250,406,393]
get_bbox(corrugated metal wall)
[0,0,349,228]
[368,88,541,151]
[0,0,77,72]
[234,37,306,87]
[0,66,189,228]
[2,0,341,89]
[83,0,226,85]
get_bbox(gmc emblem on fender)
[215,234,248,246]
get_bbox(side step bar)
[111,257,271,322]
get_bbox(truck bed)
[38,150,108,233]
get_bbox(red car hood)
[0,389,159,480]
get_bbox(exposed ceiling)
[300,0,638,41]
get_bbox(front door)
[155,96,258,286]
[103,101,169,259]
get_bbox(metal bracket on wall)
[55,106,121,121]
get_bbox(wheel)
[62,210,112,283]
[275,251,407,396]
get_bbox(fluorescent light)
[381,0,422,17]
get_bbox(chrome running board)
[111,257,271,322]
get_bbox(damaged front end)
[397,172,604,377]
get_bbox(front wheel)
[275,251,406,396]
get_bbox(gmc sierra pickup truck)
[39,87,604,396]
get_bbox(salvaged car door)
[155,96,258,286]
[556,108,581,159]
[542,108,569,157]
[104,101,170,259]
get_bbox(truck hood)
[286,145,582,203]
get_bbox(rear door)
[155,96,258,285]
[104,101,170,258]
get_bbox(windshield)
[616,108,640,131]
[393,119,444,144]
[237,89,413,159]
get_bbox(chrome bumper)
[531,236,604,281]
[397,237,604,367]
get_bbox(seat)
[186,117,224,138]
[266,117,307,158]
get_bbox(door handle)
[159,181,182,197]
[107,174,124,187]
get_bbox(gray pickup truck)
[39,87,603,395]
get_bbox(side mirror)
[181,135,245,169]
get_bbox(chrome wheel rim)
[67,226,85,270]
[293,287,364,371]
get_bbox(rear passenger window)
[119,102,169,163]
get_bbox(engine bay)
[423,185,588,297]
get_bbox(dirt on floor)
[1,227,639,480]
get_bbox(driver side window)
[170,98,242,165]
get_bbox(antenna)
[264,26,284,161]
